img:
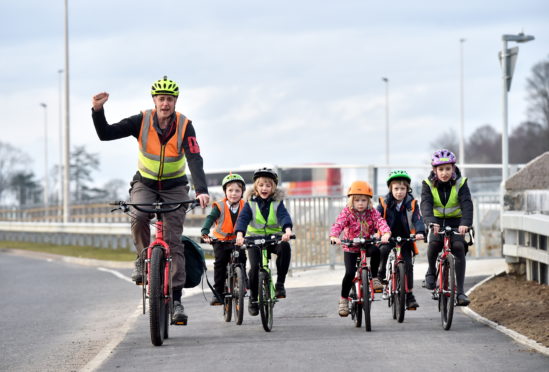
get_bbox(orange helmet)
[347,181,373,197]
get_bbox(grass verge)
[0,241,135,262]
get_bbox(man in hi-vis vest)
[92,76,209,323]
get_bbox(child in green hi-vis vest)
[421,149,474,307]
[235,168,293,317]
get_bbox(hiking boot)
[210,294,223,306]
[173,301,188,325]
[131,258,143,285]
[424,274,436,290]
[372,277,383,291]
[338,298,349,317]
[406,293,419,309]
[456,293,470,307]
[248,300,259,316]
[275,283,286,299]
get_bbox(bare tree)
[526,55,549,131]
[103,178,127,200]
[70,145,100,202]
[0,142,31,204]
[10,171,41,206]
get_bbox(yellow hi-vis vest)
[424,177,467,218]
[379,197,419,255]
[246,200,282,235]
[137,109,190,181]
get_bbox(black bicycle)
[206,239,247,325]
[111,199,199,346]
[243,234,295,332]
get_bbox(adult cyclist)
[91,76,210,323]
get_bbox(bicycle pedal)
[374,289,383,293]
[173,319,188,326]
[407,307,417,311]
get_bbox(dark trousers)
[213,242,247,294]
[248,241,291,300]
[426,234,467,294]
[378,242,414,290]
[341,246,380,298]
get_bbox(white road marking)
[97,267,134,283]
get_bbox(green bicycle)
[244,234,295,332]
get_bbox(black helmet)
[253,167,278,185]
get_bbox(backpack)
[181,235,206,288]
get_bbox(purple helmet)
[431,149,457,166]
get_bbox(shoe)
[210,294,223,306]
[173,301,188,325]
[406,293,419,309]
[424,274,436,290]
[457,293,470,306]
[131,258,143,285]
[372,277,383,291]
[338,298,349,317]
[382,289,389,300]
[275,283,286,299]
[248,300,259,316]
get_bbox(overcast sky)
[1,1,548,190]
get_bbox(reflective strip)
[425,177,466,218]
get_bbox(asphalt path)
[0,251,139,372]
[98,275,548,372]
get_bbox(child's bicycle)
[206,239,247,325]
[243,234,296,332]
[426,225,474,330]
[338,237,381,332]
[110,199,199,346]
[383,235,417,323]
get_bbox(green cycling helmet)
[151,76,179,97]
[386,170,411,187]
[222,173,246,192]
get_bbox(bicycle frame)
[387,236,415,299]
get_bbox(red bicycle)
[339,237,381,332]
[383,235,417,323]
[427,225,474,330]
[111,199,199,346]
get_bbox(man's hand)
[92,92,109,112]
[197,194,210,209]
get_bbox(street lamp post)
[63,0,70,223]
[382,77,389,166]
[501,32,535,182]
[57,69,63,212]
[459,38,466,175]
[40,103,49,207]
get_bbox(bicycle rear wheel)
[350,284,362,327]
[395,262,406,323]
[224,268,233,323]
[234,266,245,325]
[258,271,273,332]
[440,254,456,330]
[149,245,168,346]
[361,269,371,332]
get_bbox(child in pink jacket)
[330,181,391,317]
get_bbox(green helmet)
[151,76,179,96]
[386,170,411,187]
[221,173,246,192]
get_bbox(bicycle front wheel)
[258,271,273,332]
[234,266,245,325]
[149,245,168,346]
[395,262,406,323]
[361,269,371,332]
[441,254,456,330]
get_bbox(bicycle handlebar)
[110,199,200,214]
[243,234,296,247]
[389,235,417,243]
[428,224,475,246]
[338,237,381,246]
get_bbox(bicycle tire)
[350,285,362,327]
[396,262,406,323]
[441,254,456,330]
[361,269,371,332]
[224,268,232,323]
[258,270,273,332]
[149,245,168,346]
[389,268,397,319]
[234,266,245,325]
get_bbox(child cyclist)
[201,173,247,306]
[235,168,293,316]
[376,170,425,309]
[421,149,473,306]
[330,180,391,317]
